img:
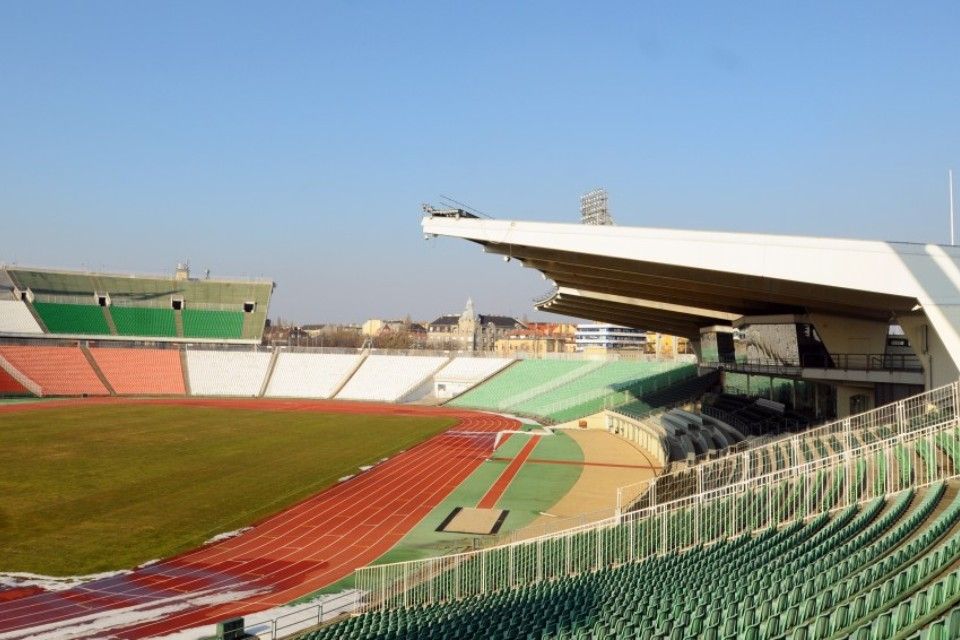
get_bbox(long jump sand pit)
[524,429,662,531]
[439,507,509,535]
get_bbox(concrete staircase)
[80,345,116,395]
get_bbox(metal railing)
[247,590,361,639]
[356,414,960,611]
[618,381,958,513]
[353,380,960,611]
[703,352,923,374]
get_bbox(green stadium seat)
[33,302,110,335]
[181,309,244,339]
[110,306,177,337]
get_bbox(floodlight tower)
[580,188,614,226]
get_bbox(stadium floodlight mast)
[580,188,614,226]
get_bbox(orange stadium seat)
[0,365,30,395]
[90,347,186,395]
[0,345,108,396]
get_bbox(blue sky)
[1,1,958,323]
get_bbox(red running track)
[0,398,517,639]
[476,435,541,509]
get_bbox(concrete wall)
[898,312,960,389]
[736,323,800,363]
[836,383,875,418]
[807,313,888,357]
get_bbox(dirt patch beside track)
[523,429,661,527]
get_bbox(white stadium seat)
[185,349,272,397]
[336,355,448,402]
[265,352,364,398]
[434,357,513,382]
[0,300,44,334]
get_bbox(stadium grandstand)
[332,380,960,640]
[7,215,960,640]
[252,210,960,640]
[0,263,273,342]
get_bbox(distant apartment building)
[426,298,524,352]
[575,323,647,351]
[495,322,578,356]
[575,323,692,356]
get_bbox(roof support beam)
[485,243,915,315]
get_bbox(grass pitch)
[0,403,456,576]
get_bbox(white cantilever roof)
[421,215,960,368]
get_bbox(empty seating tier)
[703,392,811,435]
[181,309,244,339]
[0,300,43,334]
[336,355,448,402]
[265,352,364,398]
[512,361,695,422]
[434,357,514,384]
[6,266,273,341]
[615,371,721,420]
[448,360,595,411]
[32,302,111,335]
[89,348,185,395]
[110,307,177,337]
[184,349,271,396]
[0,366,30,395]
[321,480,960,640]
[0,346,108,396]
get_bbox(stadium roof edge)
[2,264,275,285]
[422,214,960,382]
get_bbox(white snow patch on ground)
[154,590,363,640]
[0,586,269,640]
[204,527,253,545]
[0,569,130,593]
[148,623,217,640]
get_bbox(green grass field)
[0,404,456,576]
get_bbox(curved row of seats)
[644,415,920,510]
[621,408,747,464]
[309,426,960,640]
[0,345,512,402]
[614,371,721,420]
[702,393,811,436]
[449,359,698,422]
[0,345,109,396]
[308,432,960,640]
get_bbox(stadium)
[1,199,960,640]
[4,4,960,640]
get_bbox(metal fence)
[354,381,960,611]
[246,590,362,639]
[620,381,958,512]
[703,352,923,374]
